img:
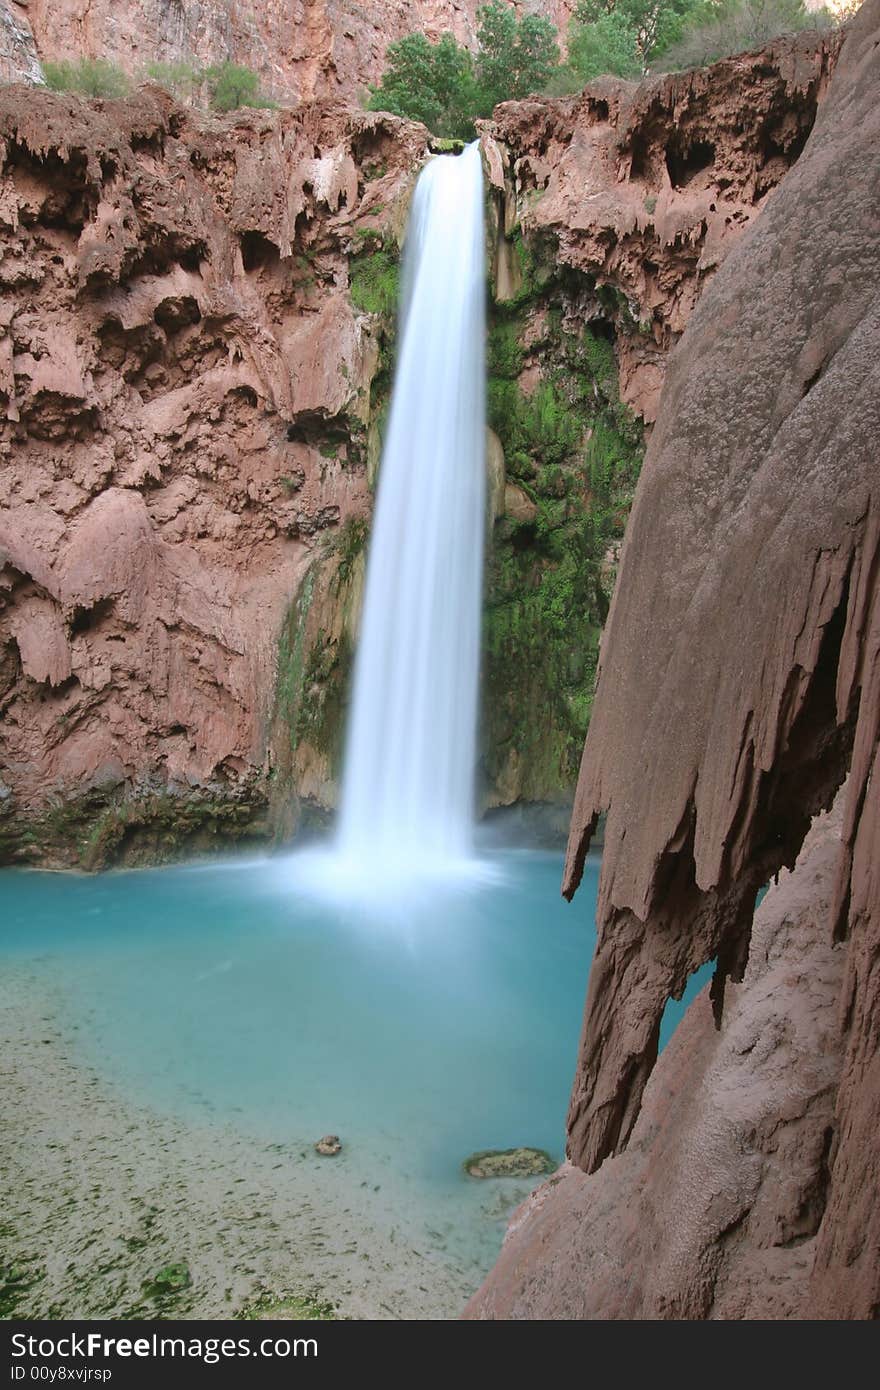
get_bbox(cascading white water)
[337,141,486,885]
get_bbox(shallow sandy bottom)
[0,963,536,1321]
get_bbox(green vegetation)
[0,1222,45,1319]
[484,272,644,797]
[328,515,370,593]
[44,55,274,111]
[568,0,836,80]
[368,2,558,139]
[368,0,839,135]
[142,60,201,103]
[463,1147,556,1178]
[655,0,833,70]
[142,1262,191,1299]
[349,241,400,318]
[236,1289,338,1320]
[203,62,276,112]
[0,783,267,872]
[476,1,559,109]
[43,58,131,99]
[275,532,364,784]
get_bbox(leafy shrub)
[568,8,642,81]
[368,2,559,139]
[143,60,201,102]
[43,58,130,99]
[204,62,275,112]
[655,0,833,71]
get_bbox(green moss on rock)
[463,1147,556,1179]
[0,782,271,872]
[236,1288,338,1320]
[142,1262,191,1299]
[349,244,400,319]
[483,273,643,803]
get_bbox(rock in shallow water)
[315,1135,342,1157]
[463,1148,554,1179]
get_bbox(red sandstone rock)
[466,796,848,1319]
[548,0,879,1318]
[0,1,579,101]
[0,85,426,862]
[483,28,840,420]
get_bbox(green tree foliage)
[43,58,130,99]
[365,32,477,139]
[204,62,275,112]
[368,2,559,138]
[475,2,560,107]
[568,0,832,80]
[568,10,643,80]
[656,0,832,71]
[570,0,714,76]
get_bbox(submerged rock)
[315,1135,342,1157]
[463,1148,554,1179]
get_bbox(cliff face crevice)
[466,0,879,1319]
[0,84,425,866]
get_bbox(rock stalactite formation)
[466,795,850,1318]
[470,0,879,1320]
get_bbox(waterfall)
[337,141,486,886]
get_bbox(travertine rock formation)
[466,797,848,1318]
[484,26,840,420]
[470,0,879,1320]
[0,1,578,99]
[0,85,425,864]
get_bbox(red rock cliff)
[0,2,579,98]
[483,27,840,421]
[469,0,880,1320]
[0,35,839,866]
[0,85,426,864]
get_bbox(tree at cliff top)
[567,0,836,80]
[475,1,559,107]
[570,0,706,75]
[203,62,276,111]
[654,0,834,69]
[368,2,558,137]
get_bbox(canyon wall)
[469,0,879,1319]
[0,30,840,864]
[467,795,850,1318]
[479,28,837,805]
[0,2,578,97]
[0,85,426,865]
